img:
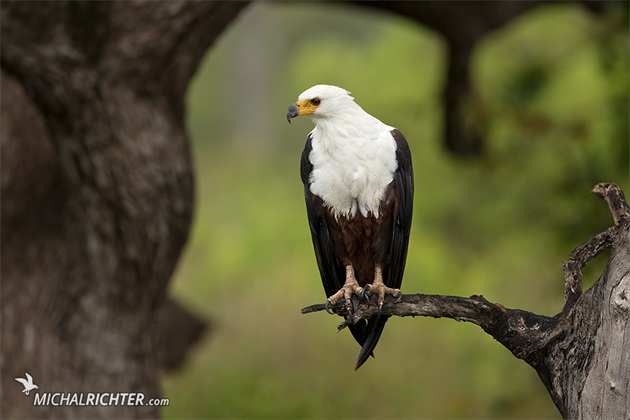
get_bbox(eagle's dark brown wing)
[387,129,414,290]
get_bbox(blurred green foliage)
[164,3,628,419]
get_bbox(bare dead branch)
[302,293,558,363]
[592,182,630,226]
[561,183,628,312]
[562,227,615,312]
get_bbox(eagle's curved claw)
[378,292,402,313]
[325,299,335,315]
[359,285,370,302]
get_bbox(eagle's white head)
[286,84,361,122]
[286,84,397,218]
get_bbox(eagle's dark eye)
[311,98,321,106]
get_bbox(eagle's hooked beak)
[286,103,299,124]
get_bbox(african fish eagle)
[287,85,414,369]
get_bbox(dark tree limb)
[304,293,559,363]
[350,0,542,156]
[302,183,630,418]
[348,0,616,156]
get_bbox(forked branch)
[562,183,630,312]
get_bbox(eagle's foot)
[365,266,401,312]
[364,283,402,311]
[326,265,363,314]
[326,282,364,314]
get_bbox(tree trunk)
[568,241,630,418]
[559,221,630,418]
[0,2,247,418]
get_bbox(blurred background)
[163,2,628,418]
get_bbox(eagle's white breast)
[309,120,398,219]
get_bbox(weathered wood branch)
[302,183,630,418]
[561,183,629,312]
[303,293,558,363]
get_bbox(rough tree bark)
[304,183,630,419]
[1,2,248,418]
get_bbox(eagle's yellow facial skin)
[296,98,320,115]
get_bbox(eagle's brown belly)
[325,182,397,286]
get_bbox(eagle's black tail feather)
[354,316,388,370]
[348,320,368,347]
